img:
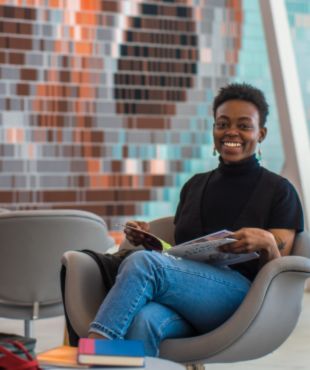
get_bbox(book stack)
[78,338,145,367]
[37,345,86,368]
[37,339,145,368]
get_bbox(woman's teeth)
[223,142,241,147]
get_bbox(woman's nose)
[224,128,239,136]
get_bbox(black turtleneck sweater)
[174,154,304,280]
[201,154,261,234]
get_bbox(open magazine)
[126,226,259,267]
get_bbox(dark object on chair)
[61,248,135,345]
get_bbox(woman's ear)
[259,127,267,142]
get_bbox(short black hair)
[213,83,269,127]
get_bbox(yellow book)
[37,345,88,368]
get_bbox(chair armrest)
[292,231,310,258]
[160,255,310,363]
[61,251,105,337]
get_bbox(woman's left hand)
[220,227,281,260]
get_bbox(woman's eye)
[238,122,252,130]
[215,122,228,129]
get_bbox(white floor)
[1,292,309,369]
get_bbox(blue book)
[78,338,145,367]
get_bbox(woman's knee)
[127,303,156,335]
[126,304,159,356]
[126,303,195,356]
[118,250,164,276]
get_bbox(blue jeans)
[89,250,251,356]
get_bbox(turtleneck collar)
[218,154,260,176]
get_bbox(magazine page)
[124,225,171,251]
[124,226,259,266]
[167,230,259,266]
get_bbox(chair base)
[24,320,34,338]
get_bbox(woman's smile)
[222,141,242,148]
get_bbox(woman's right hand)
[124,221,150,246]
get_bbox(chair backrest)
[149,216,175,245]
[0,209,114,320]
[119,216,175,250]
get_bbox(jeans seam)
[99,259,169,337]
[92,261,165,339]
[117,279,152,337]
[156,263,250,293]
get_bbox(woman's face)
[213,99,267,164]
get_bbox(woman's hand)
[220,227,296,265]
[124,220,150,247]
[221,228,280,259]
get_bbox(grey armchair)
[0,209,114,337]
[61,217,310,368]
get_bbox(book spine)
[79,338,95,354]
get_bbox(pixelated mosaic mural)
[0,0,245,228]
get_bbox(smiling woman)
[87,83,304,357]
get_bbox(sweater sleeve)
[267,177,304,232]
